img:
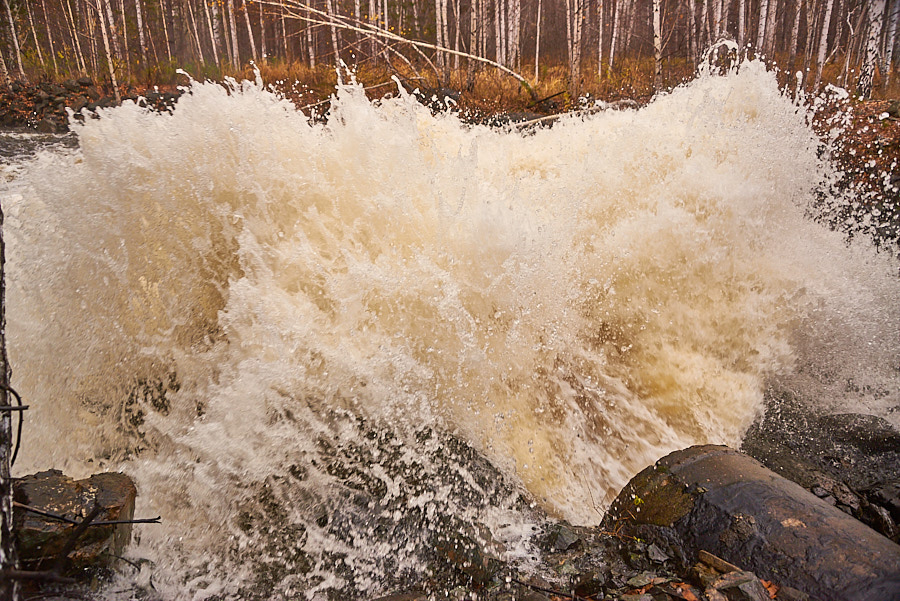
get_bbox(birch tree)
[813,0,835,89]
[858,0,887,98]
[652,0,661,89]
[2,0,27,80]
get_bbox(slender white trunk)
[324,0,339,67]
[160,0,172,60]
[699,0,710,48]
[2,0,27,80]
[609,0,621,68]
[737,0,744,46]
[135,0,148,67]
[534,0,541,80]
[96,0,120,101]
[187,0,205,62]
[227,0,239,65]
[764,0,778,54]
[755,0,768,51]
[721,0,730,36]
[688,0,698,61]
[242,0,258,61]
[453,0,460,69]
[0,32,9,83]
[653,0,661,89]
[25,0,45,67]
[884,0,900,87]
[40,0,58,73]
[118,0,129,72]
[64,0,86,73]
[306,19,315,67]
[859,0,887,98]
[435,0,445,68]
[259,3,267,60]
[713,0,722,36]
[788,0,802,69]
[813,0,835,89]
[280,3,288,59]
[203,0,220,66]
[103,0,123,63]
[596,0,603,78]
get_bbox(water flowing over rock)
[604,445,900,601]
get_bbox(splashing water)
[2,59,898,598]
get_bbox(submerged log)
[13,470,136,570]
[604,445,900,601]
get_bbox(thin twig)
[511,577,588,601]
[13,501,161,526]
[52,503,103,574]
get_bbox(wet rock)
[708,571,770,601]
[817,413,900,453]
[547,523,581,552]
[13,469,137,570]
[605,445,900,601]
[742,393,900,541]
[35,119,57,133]
[76,76,93,87]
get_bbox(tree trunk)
[884,0,899,88]
[203,0,220,66]
[0,192,18,601]
[737,0,744,46]
[96,0,120,101]
[813,0,835,89]
[533,0,541,80]
[63,0,85,73]
[118,0,130,75]
[596,0,602,78]
[858,0,887,99]
[242,0,258,61]
[187,0,205,63]
[653,0,661,89]
[688,0,698,61]
[609,0,621,68]
[764,0,778,55]
[306,18,315,67]
[40,0,58,74]
[227,0,239,65]
[788,0,802,71]
[159,0,172,60]
[135,0,147,68]
[2,0,28,81]
[755,0,768,51]
[259,2,267,60]
[25,0,45,69]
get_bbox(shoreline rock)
[13,469,137,572]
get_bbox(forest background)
[0,0,898,112]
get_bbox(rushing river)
[1,60,898,599]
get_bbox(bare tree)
[813,0,835,89]
[2,0,28,80]
[653,0,661,89]
[858,0,887,98]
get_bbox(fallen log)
[604,445,900,601]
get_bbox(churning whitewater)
[2,60,899,599]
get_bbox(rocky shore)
[0,78,182,134]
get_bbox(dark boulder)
[13,469,137,570]
[604,445,900,601]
